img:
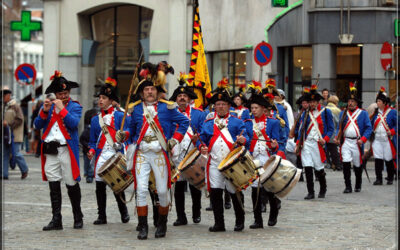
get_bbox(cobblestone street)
[2,155,397,249]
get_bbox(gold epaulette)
[131,100,142,107]
[159,99,177,109]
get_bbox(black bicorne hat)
[45,71,79,94]
[208,78,234,105]
[95,77,119,103]
[170,73,198,101]
[305,84,323,102]
[375,86,389,104]
[346,82,363,104]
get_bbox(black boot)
[205,201,213,211]
[173,181,188,226]
[189,184,202,223]
[385,160,395,185]
[149,191,159,227]
[261,188,268,213]
[249,187,263,229]
[155,206,169,238]
[209,188,225,232]
[296,156,304,182]
[304,167,315,199]
[374,159,384,185]
[342,162,352,193]
[43,181,63,231]
[316,169,327,198]
[224,189,231,209]
[230,192,245,232]
[267,191,279,226]
[66,183,83,229]
[137,206,148,240]
[354,166,363,192]
[114,191,130,223]
[93,181,107,225]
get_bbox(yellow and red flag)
[187,0,211,109]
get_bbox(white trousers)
[208,158,236,193]
[301,140,324,171]
[135,150,170,207]
[372,139,393,162]
[44,146,77,186]
[251,153,269,188]
[341,138,362,167]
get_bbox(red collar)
[348,107,359,115]
[178,104,190,114]
[101,106,114,116]
[235,105,243,110]
[255,114,266,123]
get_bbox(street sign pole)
[259,66,263,83]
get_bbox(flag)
[187,0,211,109]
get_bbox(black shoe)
[224,202,231,210]
[73,219,83,229]
[249,221,263,229]
[304,193,315,200]
[343,188,352,194]
[354,188,361,192]
[209,225,225,232]
[155,215,168,238]
[268,212,278,227]
[173,217,188,226]
[21,172,28,179]
[318,192,326,198]
[86,178,93,183]
[43,219,63,231]
[193,216,201,224]
[373,180,383,185]
[205,205,213,211]
[121,213,130,223]
[387,180,393,185]
[234,223,244,232]
[93,217,107,225]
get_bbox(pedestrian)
[321,88,330,107]
[325,95,343,171]
[87,77,130,225]
[31,100,43,157]
[1,87,29,179]
[334,83,372,193]
[34,71,83,230]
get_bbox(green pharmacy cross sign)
[10,11,42,41]
[272,0,288,7]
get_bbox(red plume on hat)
[311,84,318,91]
[105,77,117,87]
[50,70,62,80]
[217,78,229,89]
[265,78,276,88]
[303,87,310,93]
[379,86,386,93]
[264,93,275,103]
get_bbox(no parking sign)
[14,63,37,86]
[254,41,273,66]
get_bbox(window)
[211,50,247,93]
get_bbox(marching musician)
[116,62,189,240]
[170,73,205,226]
[246,89,281,229]
[295,85,334,200]
[231,84,251,120]
[334,83,372,193]
[262,79,289,159]
[87,78,130,225]
[34,71,83,230]
[198,84,249,232]
[370,87,397,185]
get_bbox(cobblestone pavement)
[2,155,398,249]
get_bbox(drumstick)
[232,130,244,149]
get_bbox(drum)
[98,152,134,194]
[177,148,206,190]
[259,155,302,198]
[217,146,258,191]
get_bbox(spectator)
[321,88,330,107]
[1,87,29,179]
[325,95,342,171]
[31,100,43,158]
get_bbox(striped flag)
[187,0,211,109]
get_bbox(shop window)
[211,50,247,93]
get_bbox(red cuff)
[124,131,130,141]
[59,108,68,118]
[173,132,184,142]
[198,143,206,151]
[323,135,330,143]
[361,136,367,143]
[277,150,286,159]
[390,128,395,136]
[39,109,48,119]
[89,148,95,155]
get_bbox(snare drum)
[177,148,206,190]
[259,155,301,198]
[98,152,134,194]
[217,146,258,191]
